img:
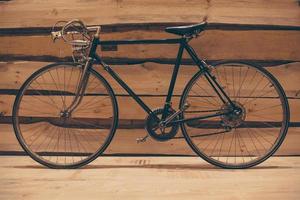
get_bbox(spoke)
[242,70,258,102]
[55,127,62,163]
[231,66,236,101]
[76,129,102,151]
[48,70,65,109]
[246,127,267,152]
[235,128,244,163]
[234,128,237,164]
[68,118,107,129]
[56,67,66,110]
[226,129,236,163]
[34,127,53,153]
[236,129,253,159]
[63,66,66,111]
[252,127,279,138]
[34,77,61,110]
[248,113,282,127]
[198,125,226,152]
[195,82,221,106]
[223,66,229,96]
[66,66,74,93]
[63,121,67,164]
[74,96,110,113]
[188,93,219,108]
[244,88,278,107]
[190,89,218,108]
[209,129,222,157]
[251,128,274,146]
[28,125,50,148]
[66,127,75,163]
[250,104,281,113]
[43,125,58,154]
[22,124,47,141]
[20,123,42,133]
[20,104,58,116]
[73,129,91,154]
[245,127,261,157]
[217,129,226,160]
[86,75,98,89]
[241,74,265,105]
[71,128,89,161]
[236,66,249,102]
[27,86,62,111]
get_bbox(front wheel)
[180,61,289,169]
[13,62,118,168]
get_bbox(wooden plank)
[0,61,299,97]
[0,124,299,155]
[1,23,300,37]
[1,30,300,61]
[0,94,299,122]
[209,0,300,27]
[0,61,299,122]
[0,157,299,200]
[0,0,299,28]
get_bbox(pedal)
[136,135,148,143]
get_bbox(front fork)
[63,59,91,115]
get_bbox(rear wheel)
[13,63,118,168]
[180,61,289,169]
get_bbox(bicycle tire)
[179,61,289,169]
[13,62,118,169]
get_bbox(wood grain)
[0,0,299,28]
[0,61,299,97]
[0,124,299,155]
[0,62,299,121]
[0,0,299,156]
[1,30,300,61]
[0,156,299,200]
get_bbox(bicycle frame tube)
[97,38,181,45]
[184,44,236,107]
[87,36,235,123]
[93,37,185,116]
[96,53,153,114]
[161,40,185,120]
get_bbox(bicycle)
[12,19,290,169]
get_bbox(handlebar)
[51,19,101,44]
[51,19,101,63]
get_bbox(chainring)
[145,108,179,141]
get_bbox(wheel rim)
[14,64,117,167]
[181,62,289,168]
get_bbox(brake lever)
[51,31,62,43]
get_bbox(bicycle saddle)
[165,22,207,36]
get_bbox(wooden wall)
[0,0,299,155]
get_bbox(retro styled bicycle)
[13,20,289,169]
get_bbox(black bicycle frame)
[88,36,234,124]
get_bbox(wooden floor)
[0,156,299,200]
